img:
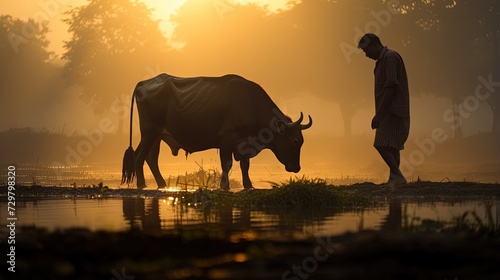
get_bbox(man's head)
[358,33,384,60]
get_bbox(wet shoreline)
[3,180,499,201]
[1,181,499,279]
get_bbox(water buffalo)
[121,73,312,190]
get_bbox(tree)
[388,0,500,137]
[0,15,60,130]
[169,0,499,138]
[62,0,168,115]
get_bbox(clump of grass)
[255,176,347,208]
[170,163,242,190]
[174,168,219,190]
[184,176,374,209]
[266,175,327,188]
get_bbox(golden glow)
[139,0,300,47]
[138,0,186,41]
[233,0,300,13]
[1,0,498,185]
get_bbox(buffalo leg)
[240,158,254,189]
[135,134,156,189]
[219,149,232,190]
[146,137,167,188]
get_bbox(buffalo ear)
[275,120,286,135]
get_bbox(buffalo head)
[271,112,312,173]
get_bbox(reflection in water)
[122,198,161,234]
[1,199,497,238]
[118,197,362,238]
[380,202,402,232]
[497,201,500,226]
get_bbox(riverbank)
[4,180,500,201]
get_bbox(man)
[358,33,410,186]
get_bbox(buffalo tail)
[121,146,135,184]
[121,91,136,185]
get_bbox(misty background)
[0,0,499,185]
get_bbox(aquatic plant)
[402,199,500,239]
[451,201,499,238]
[172,163,242,190]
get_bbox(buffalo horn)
[300,115,313,130]
[286,112,304,129]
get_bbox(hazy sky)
[0,0,298,54]
[1,0,350,137]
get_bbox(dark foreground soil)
[2,227,499,280]
[1,181,500,279]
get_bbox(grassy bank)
[4,178,500,203]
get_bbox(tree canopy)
[0,15,60,127]
[62,0,168,114]
[170,0,499,136]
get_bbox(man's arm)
[372,55,400,129]
[372,86,396,129]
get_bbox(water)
[0,162,381,190]
[2,162,499,191]
[1,198,498,238]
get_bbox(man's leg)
[375,146,406,184]
[388,147,406,183]
[391,147,401,167]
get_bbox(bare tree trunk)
[492,30,500,137]
[451,97,463,139]
[340,102,355,137]
[489,0,500,137]
[118,116,125,135]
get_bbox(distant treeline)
[0,127,125,165]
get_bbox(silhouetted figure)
[120,74,312,190]
[358,33,410,186]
